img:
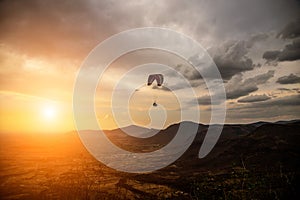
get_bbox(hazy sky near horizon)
[0,0,299,132]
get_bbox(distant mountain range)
[105,119,300,133]
[78,119,299,172]
[100,119,300,171]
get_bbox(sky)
[0,0,299,133]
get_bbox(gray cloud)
[196,95,212,105]
[209,40,254,80]
[277,19,300,39]
[195,70,275,105]
[0,0,299,60]
[277,88,292,91]
[246,33,269,48]
[196,94,225,106]
[162,63,205,91]
[266,94,300,106]
[294,88,300,93]
[278,38,300,61]
[227,94,300,120]
[262,51,281,61]
[226,70,275,99]
[206,33,269,81]
[161,33,270,91]
[171,64,202,81]
[263,38,300,62]
[277,87,300,94]
[196,70,275,105]
[233,94,300,109]
[277,73,300,84]
[0,0,299,124]
[237,94,271,103]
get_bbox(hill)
[0,120,299,199]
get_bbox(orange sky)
[0,0,299,134]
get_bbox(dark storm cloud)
[209,40,254,80]
[164,33,269,90]
[208,33,270,81]
[226,70,275,99]
[277,19,300,39]
[1,0,299,60]
[195,70,275,105]
[160,0,300,42]
[277,73,300,84]
[263,38,300,62]
[277,38,300,61]
[262,51,281,61]
[237,94,271,103]
[179,33,269,84]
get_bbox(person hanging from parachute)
[147,74,164,107]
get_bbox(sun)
[42,106,57,120]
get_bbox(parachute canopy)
[147,74,164,86]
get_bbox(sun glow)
[42,105,57,120]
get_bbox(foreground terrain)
[0,121,299,199]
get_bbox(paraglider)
[147,74,164,106]
[147,74,164,87]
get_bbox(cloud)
[161,63,206,91]
[0,0,155,58]
[174,32,270,88]
[1,0,300,124]
[196,94,225,105]
[227,94,300,120]
[262,50,281,61]
[277,88,291,91]
[237,94,271,103]
[277,19,300,39]
[157,33,270,91]
[195,70,275,105]
[226,70,275,99]
[263,19,300,64]
[205,32,269,80]
[170,64,202,81]
[236,94,300,108]
[276,73,300,84]
[1,0,298,60]
[277,87,300,94]
[196,95,212,105]
[209,40,254,80]
[294,88,300,93]
[265,94,300,106]
[263,38,300,62]
[246,33,269,48]
[277,38,300,61]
